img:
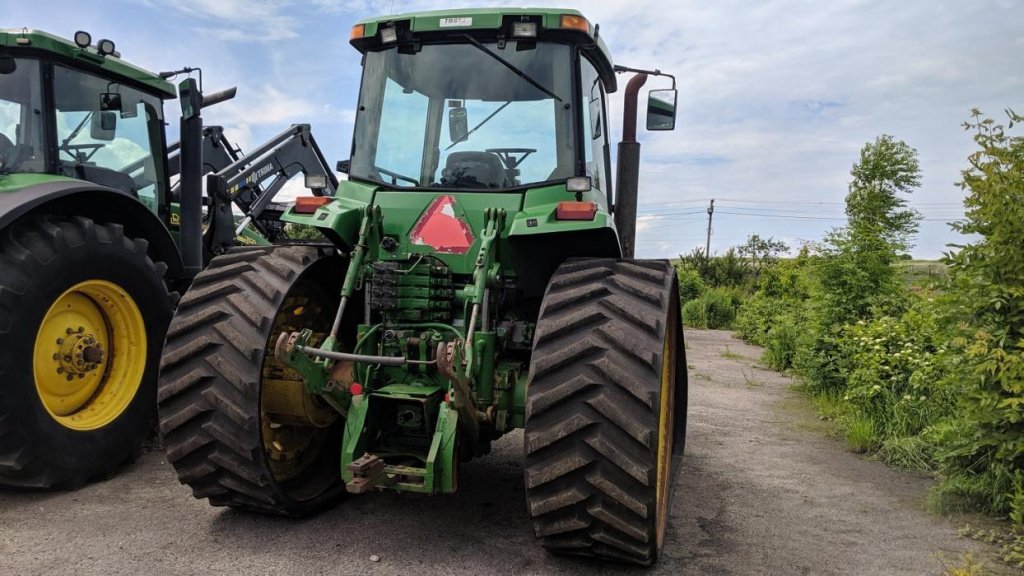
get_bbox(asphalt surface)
[0,330,999,575]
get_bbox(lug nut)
[66,375,74,381]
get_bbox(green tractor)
[158,8,686,565]
[0,29,335,488]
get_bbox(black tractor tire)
[524,259,687,566]
[158,245,348,516]
[0,215,173,488]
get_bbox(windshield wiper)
[460,34,562,103]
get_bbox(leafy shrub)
[933,110,1024,525]
[734,293,783,344]
[763,316,802,371]
[675,265,706,303]
[681,287,738,329]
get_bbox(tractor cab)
[0,30,174,212]
[347,11,621,198]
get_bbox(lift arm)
[204,123,338,255]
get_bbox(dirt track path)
[0,330,992,575]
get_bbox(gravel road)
[0,330,998,575]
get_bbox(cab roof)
[0,28,176,99]
[352,7,618,92]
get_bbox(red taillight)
[556,201,597,221]
[350,382,363,396]
[293,196,332,213]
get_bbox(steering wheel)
[485,148,536,170]
[375,165,419,186]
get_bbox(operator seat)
[441,151,507,188]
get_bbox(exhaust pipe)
[614,72,648,259]
[177,77,204,277]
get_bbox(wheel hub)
[33,280,146,430]
[54,328,106,377]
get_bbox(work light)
[97,39,116,56]
[511,22,537,38]
[74,31,91,48]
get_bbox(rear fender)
[0,179,184,280]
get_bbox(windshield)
[350,41,575,190]
[0,57,45,174]
[53,64,166,209]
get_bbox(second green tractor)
[159,8,687,565]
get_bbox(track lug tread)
[525,259,686,565]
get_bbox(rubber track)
[158,245,336,514]
[524,259,677,565]
[0,216,170,488]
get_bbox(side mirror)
[448,106,468,144]
[646,89,677,131]
[336,159,351,174]
[90,111,117,141]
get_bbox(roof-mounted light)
[560,14,590,34]
[350,24,366,40]
[380,26,398,44]
[73,31,91,48]
[511,21,537,38]
[96,38,116,57]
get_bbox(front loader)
[158,8,686,565]
[0,29,335,488]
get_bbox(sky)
[8,0,1022,258]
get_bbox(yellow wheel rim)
[32,280,146,431]
[654,319,677,550]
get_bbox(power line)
[713,210,959,222]
[638,197,964,208]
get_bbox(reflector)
[409,195,475,254]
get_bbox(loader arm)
[204,123,337,255]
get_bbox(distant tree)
[816,135,923,325]
[845,134,923,253]
[737,234,789,274]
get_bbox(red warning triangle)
[409,195,475,254]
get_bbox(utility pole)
[704,198,715,258]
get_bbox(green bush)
[675,266,706,302]
[681,287,738,329]
[933,110,1024,526]
[763,315,802,371]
